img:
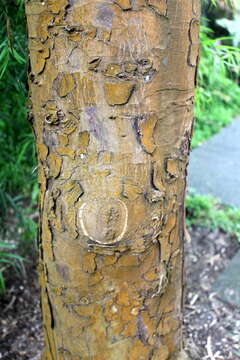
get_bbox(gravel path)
[188,117,240,207]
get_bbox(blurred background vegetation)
[0,0,240,294]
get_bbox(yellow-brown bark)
[25,0,200,359]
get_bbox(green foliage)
[193,26,240,147]
[0,0,37,293]
[202,0,236,8]
[0,193,36,296]
[0,0,37,224]
[0,0,26,78]
[0,241,24,295]
[186,190,240,240]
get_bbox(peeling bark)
[25,0,200,359]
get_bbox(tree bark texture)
[25,0,200,359]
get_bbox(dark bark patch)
[55,264,70,281]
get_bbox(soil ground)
[0,226,239,360]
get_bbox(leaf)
[0,271,6,295]
[12,48,26,64]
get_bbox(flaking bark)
[25,0,200,359]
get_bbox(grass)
[0,241,25,295]
[186,189,240,240]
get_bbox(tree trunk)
[25,0,200,359]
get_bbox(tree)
[25,0,200,359]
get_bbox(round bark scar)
[79,198,128,244]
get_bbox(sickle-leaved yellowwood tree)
[25,0,200,359]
